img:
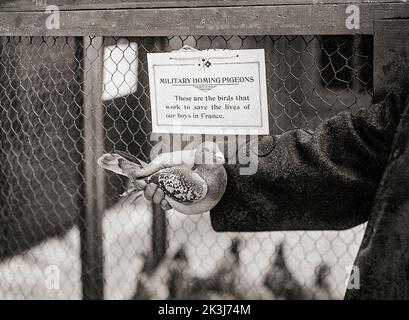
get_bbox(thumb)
[130,153,172,177]
[132,149,196,178]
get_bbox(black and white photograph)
[0,0,409,309]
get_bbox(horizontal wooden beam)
[0,1,403,12]
[0,3,408,36]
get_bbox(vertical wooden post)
[151,203,167,265]
[0,37,6,258]
[374,20,409,92]
[135,37,168,267]
[81,36,105,300]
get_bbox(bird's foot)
[129,192,143,205]
[120,189,134,198]
[120,188,143,204]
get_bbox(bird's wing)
[115,150,148,167]
[117,158,143,177]
[98,153,142,177]
[149,167,207,204]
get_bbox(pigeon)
[97,141,227,215]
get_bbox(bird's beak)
[215,152,225,164]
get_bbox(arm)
[210,93,404,231]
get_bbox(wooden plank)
[80,36,105,300]
[151,203,167,266]
[0,3,408,36]
[0,0,402,12]
[134,37,169,267]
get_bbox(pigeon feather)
[97,142,227,215]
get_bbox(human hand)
[142,142,227,213]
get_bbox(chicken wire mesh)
[0,35,373,299]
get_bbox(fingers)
[133,149,196,178]
[132,163,162,178]
[143,183,172,211]
[152,149,196,167]
[144,183,158,201]
[153,187,164,205]
[160,199,171,211]
[129,192,143,205]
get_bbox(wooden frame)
[81,36,105,300]
[0,0,408,301]
[0,1,403,11]
[0,1,408,36]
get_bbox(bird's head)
[193,141,225,166]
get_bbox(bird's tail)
[98,153,148,202]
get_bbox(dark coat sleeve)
[210,93,404,231]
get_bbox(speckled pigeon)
[97,141,227,214]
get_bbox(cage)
[0,0,408,300]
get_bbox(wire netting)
[0,35,373,299]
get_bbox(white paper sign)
[148,49,269,135]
